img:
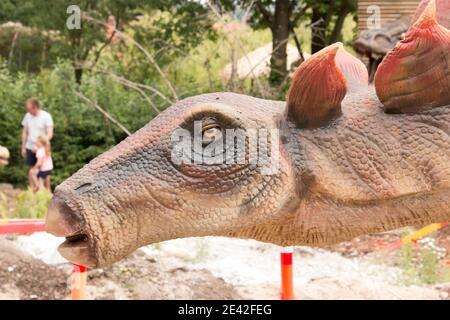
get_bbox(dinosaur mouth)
[64,230,89,244]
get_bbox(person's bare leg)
[28,168,33,189]
[44,176,51,192]
[28,168,38,191]
[36,178,45,191]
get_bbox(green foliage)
[399,238,448,285]
[0,23,65,73]
[0,0,215,82]
[0,191,8,218]
[0,59,159,186]
[13,188,53,219]
[0,188,52,219]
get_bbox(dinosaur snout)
[46,194,97,267]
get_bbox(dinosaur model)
[353,15,411,82]
[354,0,450,82]
[46,0,450,268]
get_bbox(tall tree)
[252,0,307,85]
[0,0,141,83]
[220,0,356,86]
[0,0,214,83]
[310,0,356,53]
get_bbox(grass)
[0,191,8,218]
[181,238,210,263]
[1,188,52,219]
[399,237,450,286]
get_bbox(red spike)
[335,47,369,89]
[375,0,450,113]
[287,43,347,129]
[412,0,450,29]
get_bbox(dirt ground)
[1,233,449,300]
[1,183,450,300]
[0,238,68,300]
[0,238,241,300]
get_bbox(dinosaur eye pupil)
[202,126,221,146]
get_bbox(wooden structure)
[358,0,421,34]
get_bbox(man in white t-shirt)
[21,98,54,188]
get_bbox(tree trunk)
[269,0,291,86]
[74,67,83,84]
[311,7,327,54]
[329,0,352,43]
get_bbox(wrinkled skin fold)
[46,0,450,268]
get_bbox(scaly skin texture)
[46,0,450,268]
[229,88,450,245]
[48,87,450,267]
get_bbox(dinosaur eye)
[202,125,222,146]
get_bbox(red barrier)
[0,219,46,235]
[0,218,88,300]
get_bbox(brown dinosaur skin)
[45,87,450,268]
[46,1,450,268]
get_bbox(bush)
[0,59,160,186]
[0,191,8,218]
[400,237,448,285]
[0,188,52,219]
[0,24,295,187]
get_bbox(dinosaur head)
[46,93,300,267]
[45,42,369,268]
[46,1,450,268]
[353,0,450,81]
[0,146,10,167]
[353,16,411,59]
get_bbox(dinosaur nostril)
[74,182,93,194]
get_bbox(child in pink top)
[31,136,53,192]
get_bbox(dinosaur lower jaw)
[58,233,97,268]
